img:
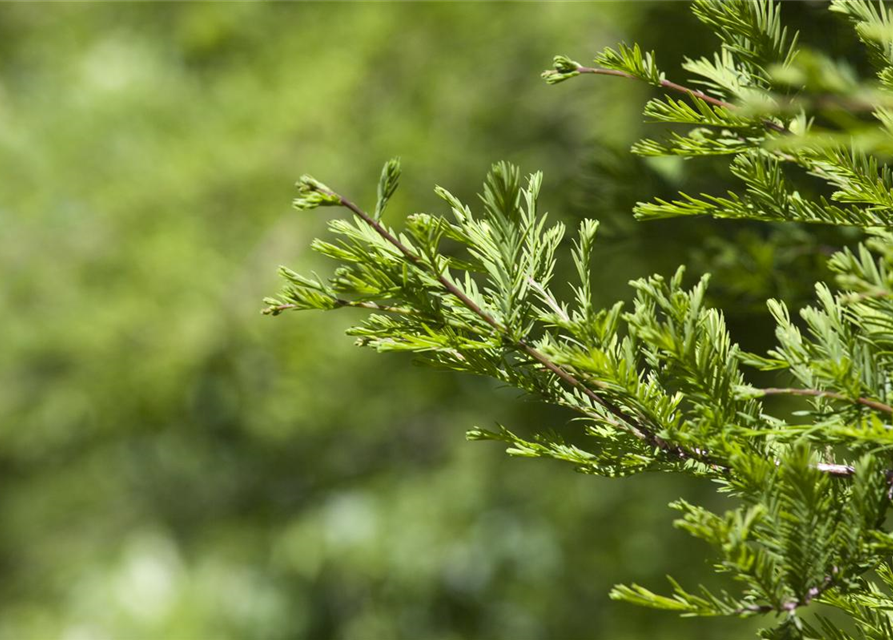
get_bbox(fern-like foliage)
[266,1,893,637]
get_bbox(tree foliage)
[267,1,893,636]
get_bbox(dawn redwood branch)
[758,387,893,414]
[298,182,890,482]
[565,65,788,134]
[303,182,720,467]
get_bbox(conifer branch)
[286,174,893,487]
[293,180,881,483]
[300,180,723,469]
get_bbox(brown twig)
[758,387,893,415]
[564,65,788,134]
[573,66,734,109]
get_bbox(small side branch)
[265,299,417,317]
[574,65,735,110]
[552,64,788,134]
[758,387,893,415]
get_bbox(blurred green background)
[0,3,855,639]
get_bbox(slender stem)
[758,387,893,415]
[569,65,788,134]
[267,299,417,316]
[574,66,734,109]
